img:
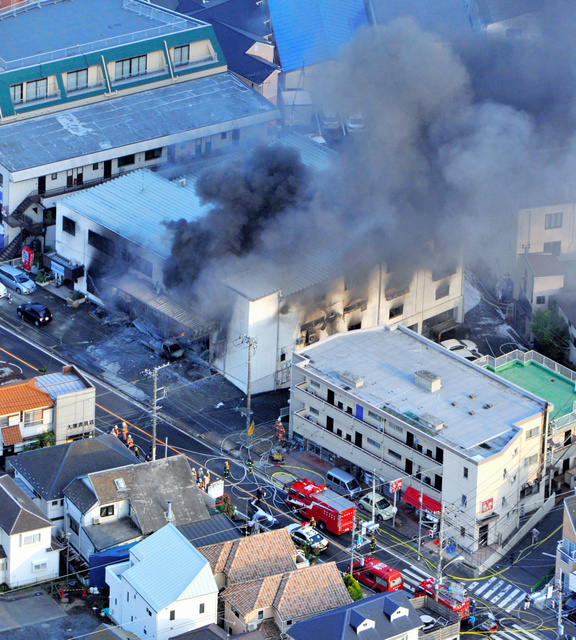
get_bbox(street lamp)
[435,555,464,602]
[65,532,71,579]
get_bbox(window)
[502,496,507,507]
[127,592,130,603]
[503,468,507,479]
[388,422,403,434]
[145,148,162,161]
[461,494,467,507]
[536,295,545,305]
[545,212,563,229]
[146,608,152,616]
[100,505,114,517]
[118,154,135,167]
[69,516,79,534]
[23,533,41,545]
[32,561,47,573]
[233,608,239,618]
[170,610,175,621]
[51,500,59,506]
[388,449,401,460]
[309,407,319,415]
[27,78,48,101]
[257,610,264,621]
[310,379,320,388]
[389,304,403,319]
[435,282,450,299]
[199,603,205,614]
[460,527,466,537]
[67,68,88,92]
[524,454,538,467]
[88,230,115,256]
[463,466,468,478]
[174,45,189,66]
[10,83,23,104]
[432,263,457,281]
[115,55,147,79]
[367,437,380,449]
[543,240,561,256]
[368,410,382,422]
[526,427,539,440]
[51,173,58,180]
[221,132,227,140]
[62,216,76,236]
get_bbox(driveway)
[0,590,64,633]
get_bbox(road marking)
[504,592,527,613]
[499,587,521,609]
[491,582,512,603]
[511,624,544,640]
[468,581,479,590]
[494,632,521,640]
[402,568,432,585]
[472,576,496,595]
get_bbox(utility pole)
[417,492,424,560]
[143,363,169,461]
[350,509,357,572]
[557,572,564,638]
[239,335,257,450]
[435,505,444,602]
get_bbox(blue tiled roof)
[268,0,368,72]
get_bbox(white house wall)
[54,386,96,444]
[3,525,59,588]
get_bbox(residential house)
[556,294,576,367]
[0,365,96,466]
[0,0,279,257]
[289,325,549,571]
[514,252,565,339]
[177,0,279,103]
[11,433,138,524]
[557,492,576,597]
[0,473,60,588]
[287,591,424,640]
[170,625,265,640]
[63,454,210,564]
[87,624,141,640]
[106,523,219,640]
[220,561,351,636]
[217,249,463,393]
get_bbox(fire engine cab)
[285,478,355,535]
[415,578,470,619]
[349,556,404,593]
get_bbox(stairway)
[0,231,22,261]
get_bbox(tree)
[531,308,569,362]
[343,573,363,601]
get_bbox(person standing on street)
[224,461,230,478]
[524,594,531,610]
[531,528,539,544]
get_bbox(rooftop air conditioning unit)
[93,516,101,525]
[307,332,319,345]
[178,178,187,187]
[247,623,258,632]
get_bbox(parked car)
[0,265,36,294]
[0,281,7,298]
[358,492,397,521]
[305,133,328,147]
[285,523,329,552]
[440,338,481,360]
[17,302,52,326]
[320,110,340,130]
[346,112,366,133]
[469,611,498,634]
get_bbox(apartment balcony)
[557,542,576,567]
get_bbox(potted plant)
[66,290,86,308]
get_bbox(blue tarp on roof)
[268,0,368,72]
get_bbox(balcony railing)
[557,542,576,565]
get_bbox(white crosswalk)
[400,562,528,614]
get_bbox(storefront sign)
[390,478,402,493]
[481,497,494,513]
[51,261,66,277]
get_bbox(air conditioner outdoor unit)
[178,178,187,187]
[93,516,101,525]
[307,332,319,345]
[247,623,258,632]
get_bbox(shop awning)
[402,486,442,514]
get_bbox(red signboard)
[390,478,402,493]
[481,498,493,513]
[21,246,34,271]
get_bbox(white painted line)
[483,580,505,599]
[499,587,521,608]
[511,623,544,640]
[493,632,519,640]
[491,583,513,604]
[473,576,497,595]
[468,581,479,590]
[405,564,433,581]
[504,593,527,613]
[402,569,430,586]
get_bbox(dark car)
[17,303,52,326]
[468,611,498,634]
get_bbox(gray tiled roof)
[0,474,53,535]
[64,478,98,514]
[130,455,210,535]
[178,513,242,547]
[11,434,138,501]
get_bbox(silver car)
[0,265,36,294]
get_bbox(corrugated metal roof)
[0,73,279,173]
[62,170,207,260]
[268,0,368,72]
[35,371,88,400]
[0,0,208,69]
[125,523,218,611]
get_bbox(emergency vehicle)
[285,478,355,535]
[414,578,470,619]
[349,556,404,592]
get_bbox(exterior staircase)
[0,231,22,262]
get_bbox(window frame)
[62,216,76,236]
[389,304,404,319]
[545,212,563,229]
[9,83,23,104]
[115,55,147,80]
[173,45,190,66]
[67,68,89,92]
[27,78,48,101]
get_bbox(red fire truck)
[285,478,355,535]
[349,556,404,593]
[414,578,470,619]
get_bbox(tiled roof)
[0,474,53,535]
[11,433,138,501]
[63,478,98,514]
[1,425,22,446]
[87,466,134,506]
[0,378,52,415]
[199,528,298,583]
[524,252,564,277]
[223,562,352,620]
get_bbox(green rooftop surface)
[491,360,576,420]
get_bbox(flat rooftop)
[491,360,576,422]
[296,326,546,459]
[0,0,207,71]
[0,72,278,173]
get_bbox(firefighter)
[224,461,230,478]
[309,517,316,529]
[111,425,119,438]
[370,535,377,552]
[133,446,140,459]
[192,467,197,483]
[126,434,134,449]
[121,422,128,441]
[247,458,254,474]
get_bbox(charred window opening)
[62,216,76,236]
[88,231,115,257]
[389,304,403,319]
[435,282,450,299]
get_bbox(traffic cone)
[82,588,87,597]
[61,589,64,598]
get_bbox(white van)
[326,467,361,498]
